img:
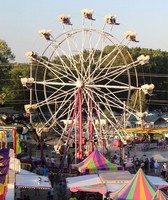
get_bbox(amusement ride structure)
[21,9,154,162]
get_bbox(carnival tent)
[66,171,132,194]
[67,170,168,197]
[66,173,107,194]
[71,149,123,174]
[68,183,107,195]
[114,168,157,200]
[152,189,168,200]
[66,174,102,188]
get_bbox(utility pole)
[29,62,33,124]
[139,90,143,128]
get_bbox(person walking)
[150,157,155,173]
[50,156,56,168]
[55,181,66,200]
[135,158,140,171]
[67,153,72,168]
[48,187,54,200]
[161,163,167,178]
[154,160,160,175]
[144,158,149,173]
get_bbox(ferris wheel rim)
[30,16,143,151]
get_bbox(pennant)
[12,129,22,154]
[2,131,7,148]
[0,131,7,149]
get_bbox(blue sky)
[0,0,167,63]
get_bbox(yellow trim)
[124,127,168,134]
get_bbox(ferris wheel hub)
[76,79,84,88]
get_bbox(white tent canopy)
[16,169,51,189]
[66,174,102,188]
[147,175,168,187]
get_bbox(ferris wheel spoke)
[104,87,140,115]
[34,57,76,84]
[41,37,79,81]
[106,57,140,77]
[100,76,129,88]
[93,59,138,85]
[51,47,80,81]
[84,88,112,123]
[86,86,122,113]
[80,29,90,76]
[90,85,127,111]
[59,32,83,79]
[87,83,137,91]
[49,90,77,113]
[36,80,77,87]
[82,91,110,140]
[36,86,76,112]
[40,95,77,129]
[84,88,123,138]
[62,29,89,79]
[87,46,117,81]
[94,77,133,93]
[83,31,106,79]
[45,87,75,107]
[88,84,136,120]
[48,100,76,131]
[90,44,130,82]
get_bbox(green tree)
[0,39,15,63]
[0,39,15,107]
[128,90,147,112]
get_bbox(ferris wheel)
[22,9,154,159]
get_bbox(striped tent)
[115,168,157,200]
[70,183,107,194]
[71,149,123,174]
[152,189,168,200]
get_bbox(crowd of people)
[18,139,168,200]
[111,149,168,181]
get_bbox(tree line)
[0,39,168,113]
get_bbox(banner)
[0,131,7,149]
[12,129,22,154]
[0,148,9,159]
[0,148,10,200]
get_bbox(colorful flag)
[2,131,7,148]
[0,131,7,149]
[12,128,22,154]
